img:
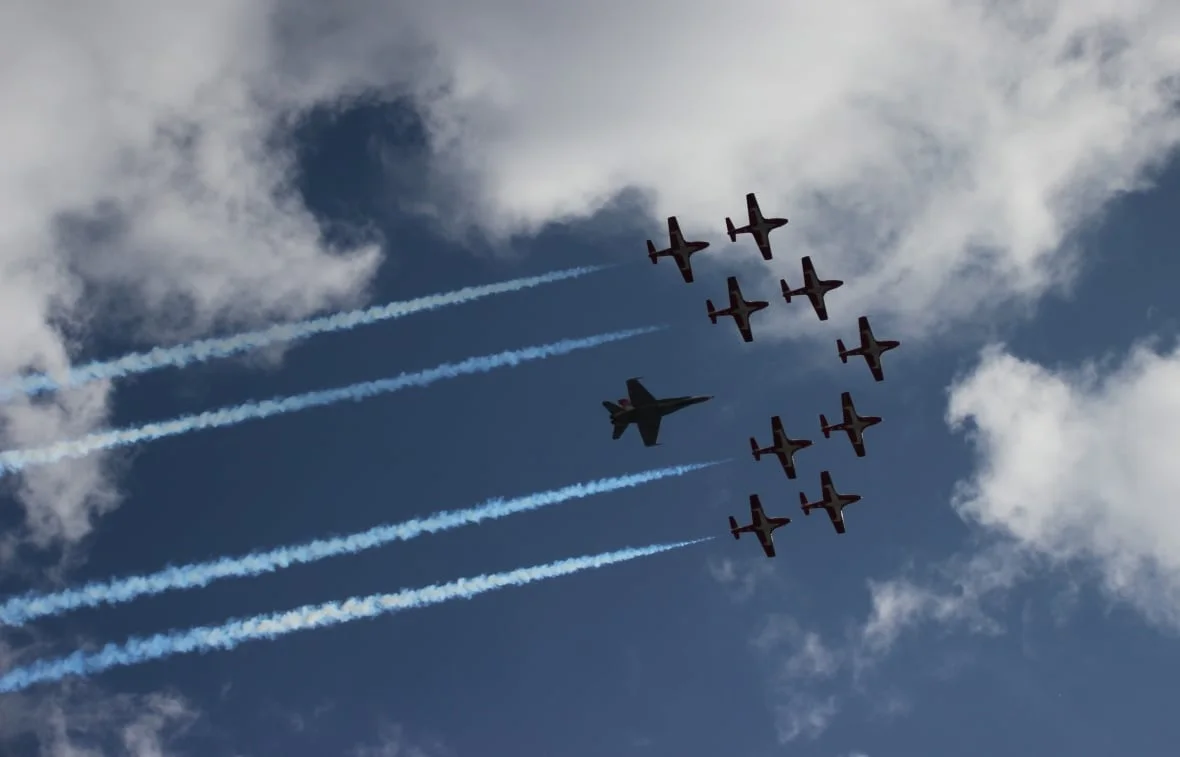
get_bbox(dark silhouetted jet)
[602,377,712,446]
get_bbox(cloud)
[0,1,418,549]
[706,555,775,602]
[947,338,1180,630]
[0,687,196,757]
[335,0,1180,341]
[351,722,449,757]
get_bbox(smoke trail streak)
[0,461,724,625]
[0,538,711,692]
[0,327,660,477]
[0,265,609,400]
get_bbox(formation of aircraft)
[625,192,903,557]
[603,377,712,447]
[706,276,769,342]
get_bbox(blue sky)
[3,4,1180,757]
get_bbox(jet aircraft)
[799,470,862,535]
[725,192,788,260]
[820,391,881,458]
[837,315,901,381]
[707,276,769,343]
[750,415,813,479]
[728,494,791,557]
[602,377,712,447]
[647,216,710,283]
[780,256,843,321]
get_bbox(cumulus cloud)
[346,0,1180,340]
[0,1,441,549]
[948,338,1180,630]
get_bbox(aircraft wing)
[746,192,761,224]
[726,276,742,307]
[841,392,856,423]
[612,422,628,440]
[756,529,777,557]
[676,256,695,283]
[866,354,885,382]
[776,452,797,478]
[736,317,754,343]
[809,291,829,320]
[754,235,773,261]
[828,508,847,534]
[668,216,685,247]
[749,494,765,520]
[848,433,866,457]
[626,378,657,407]
[637,415,662,447]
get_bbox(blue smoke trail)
[0,461,724,625]
[0,265,609,401]
[0,538,711,692]
[0,326,660,477]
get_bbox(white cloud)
[706,555,775,602]
[773,695,839,744]
[334,0,1180,341]
[0,688,196,757]
[947,339,1180,630]
[352,722,449,757]
[0,1,424,548]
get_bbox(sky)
[1,1,1180,755]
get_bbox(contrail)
[0,265,609,401]
[0,326,660,477]
[0,461,725,625]
[0,538,711,692]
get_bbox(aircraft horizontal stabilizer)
[836,339,848,363]
[749,438,761,460]
[706,300,718,324]
[728,516,740,537]
[725,218,737,242]
[819,414,830,438]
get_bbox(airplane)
[602,377,712,447]
[725,192,788,260]
[780,256,843,321]
[707,276,769,343]
[749,415,813,479]
[820,391,882,458]
[799,470,862,535]
[837,315,901,381]
[728,494,791,557]
[647,216,710,283]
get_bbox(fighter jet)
[750,415,813,479]
[707,276,769,343]
[820,391,881,458]
[725,192,788,260]
[728,494,791,557]
[602,377,712,447]
[780,256,843,321]
[837,315,901,381]
[647,216,710,283]
[799,470,862,535]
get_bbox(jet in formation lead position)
[820,391,881,457]
[728,494,791,557]
[647,216,710,283]
[749,415,812,479]
[706,276,768,342]
[603,377,712,447]
[838,315,901,381]
[725,192,788,261]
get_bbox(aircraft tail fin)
[749,437,761,460]
[603,401,622,416]
[728,516,741,538]
[706,300,718,324]
[725,217,737,242]
[819,414,831,438]
[779,278,792,303]
[799,491,810,512]
[646,239,659,263]
[836,339,848,363]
